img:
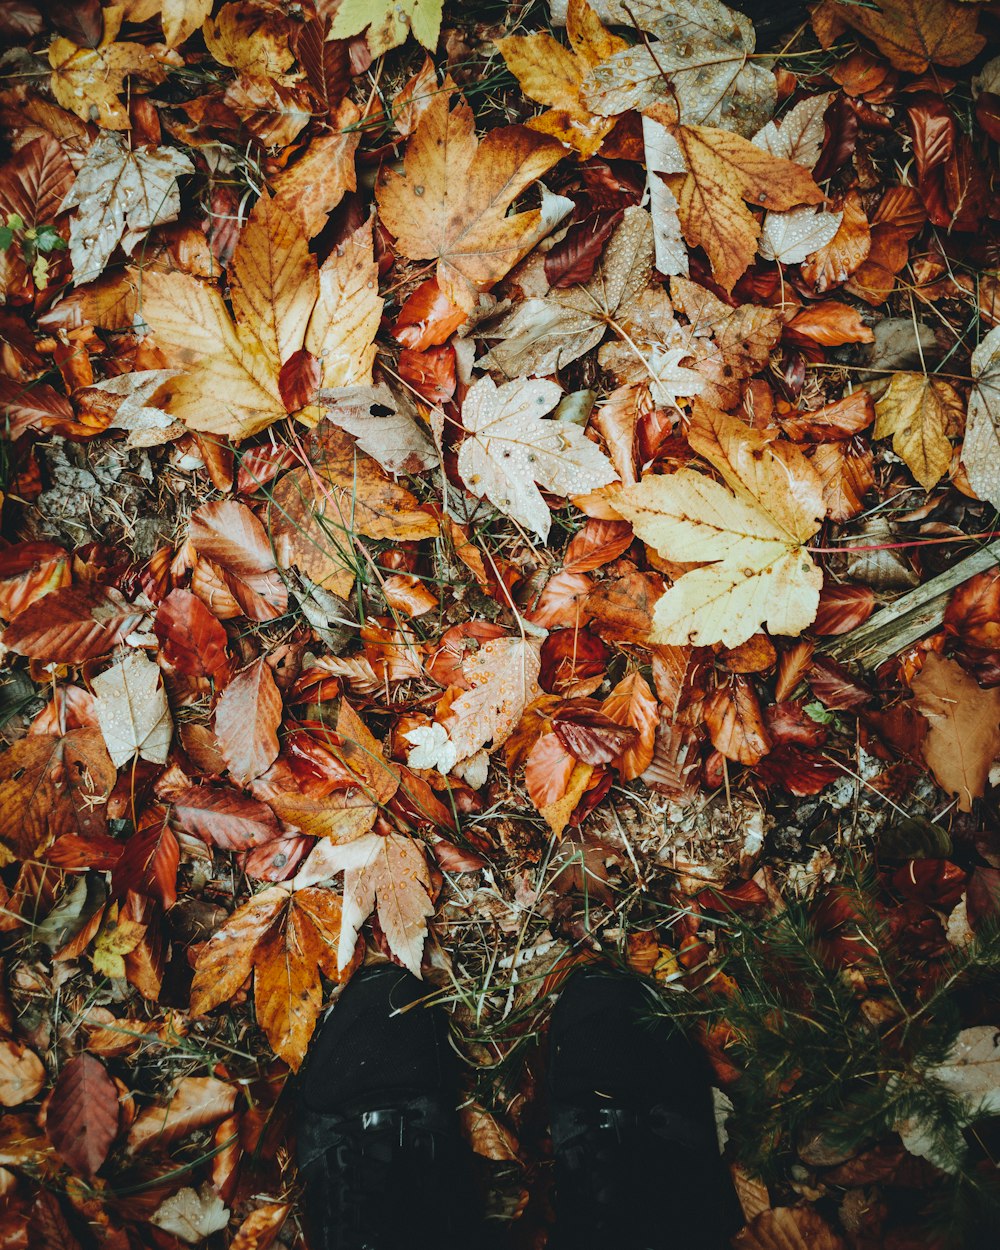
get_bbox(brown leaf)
[810,438,873,521]
[153,588,231,685]
[0,1039,45,1107]
[46,1054,119,1175]
[459,1102,520,1161]
[563,518,634,574]
[189,499,287,621]
[0,133,74,231]
[0,730,116,860]
[111,813,179,909]
[800,190,871,293]
[127,1075,236,1153]
[781,391,874,442]
[229,1203,290,1250]
[812,584,875,635]
[786,301,874,347]
[0,541,71,620]
[552,700,638,766]
[734,1205,846,1249]
[601,673,658,781]
[911,653,1000,811]
[525,731,577,810]
[171,786,282,850]
[821,0,984,73]
[214,659,282,787]
[3,585,143,662]
[704,678,771,765]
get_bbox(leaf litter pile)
[4,0,1000,1244]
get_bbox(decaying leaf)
[961,324,1000,508]
[911,653,1000,812]
[874,372,963,490]
[152,1184,230,1244]
[92,649,173,768]
[457,375,616,541]
[615,403,825,647]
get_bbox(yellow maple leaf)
[120,0,213,47]
[646,105,824,292]
[873,373,963,490]
[140,196,382,439]
[330,0,443,56]
[496,0,627,158]
[376,88,566,311]
[614,402,825,648]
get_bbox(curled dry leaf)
[46,1054,119,1175]
[704,678,772,765]
[214,659,282,787]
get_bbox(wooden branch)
[821,540,1000,669]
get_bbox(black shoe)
[548,968,740,1250]
[296,966,480,1250]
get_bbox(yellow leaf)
[540,760,593,837]
[329,0,443,56]
[94,910,147,979]
[202,2,295,77]
[121,0,213,46]
[614,403,824,647]
[272,102,361,238]
[873,373,962,490]
[49,33,175,131]
[305,219,383,391]
[496,0,626,157]
[376,89,565,310]
[649,107,824,292]
[230,191,318,378]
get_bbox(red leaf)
[243,834,312,881]
[765,701,827,747]
[755,744,841,796]
[46,1054,119,1176]
[425,621,508,689]
[563,518,634,573]
[907,97,955,183]
[3,585,143,662]
[172,785,282,850]
[189,500,288,621]
[111,813,179,909]
[809,657,872,710]
[544,210,622,288]
[812,584,876,635]
[786,301,874,347]
[0,377,75,441]
[154,589,231,685]
[0,2,44,39]
[392,279,465,350]
[539,628,608,694]
[278,348,322,414]
[976,92,1000,143]
[0,134,74,229]
[45,832,123,870]
[214,659,283,786]
[704,678,771,765]
[29,1191,83,1250]
[0,541,71,620]
[397,344,456,404]
[525,731,576,808]
[781,391,874,442]
[236,444,299,495]
[526,570,594,630]
[552,700,639,766]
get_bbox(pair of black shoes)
[296,966,738,1249]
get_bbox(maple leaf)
[961,324,1000,509]
[496,0,627,158]
[92,649,173,769]
[61,134,192,284]
[819,0,985,73]
[152,1186,230,1244]
[645,106,824,292]
[376,88,567,312]
[911,654,1000,812]
[615,403,825,648]
[457,375,617,541]
[874,373,963,490]
[330,0,443,55]
[141,200,382,439]
[191,885,361,1069]
[444,636,542,762]
[293,833,435,978]
[121,0,213,47]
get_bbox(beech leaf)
[46,1054,119,1176]
[214,659,282,787]
[911,654,1000,812]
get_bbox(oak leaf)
[615,403,825,647]
[330,0,443,55]
[191,886,361,1069]
[61,134,192,285]
[293,833,435,978]
[874,372,963,490]
[457,375,617,541]
[496,0,627,158]
[376,89,566,311]
[141,201,382,439]
[646,107,824,292]
[92,650,173,769]
[214,659,282,787]
[961,324,1000,509]
[911,654,1000,812]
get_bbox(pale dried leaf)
[92,649,173,768]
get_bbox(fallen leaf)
[734,1205,846,1250]
[459,1102,520,1161]
[821,0,984,73]
[46,1054,119,1175]
[443,636,542,762]
[602,671,659,780]
[214,659,282,787]
[49,21,175,131]
[874,372,963,490]
[0,1040,45,1107]
[911,653,1000,812]
[153,589,231,685]
[0,731,116,860]
[376,88,565,311]
[614,403,825,647]
[704,677,772,765]
[61,134,192,284]
[191,886,360,1068]
[152,1184,229,1244]
[171,786,282,850]
[801,190,872,293]
[457,375,617,541]
[127,1075,237,1152]
[786,302,874,348]
[229,1203,290,1250]
[92,650,173,768]
[137,0,214,47]
[926,1025,1000,1115]
[961,324,1000,508]
[293,833,434,978]
[496,0,626,158]
[3,585,143,662]
[330,0,443,55]
[0,541,71,620]
[189,499,288,621]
